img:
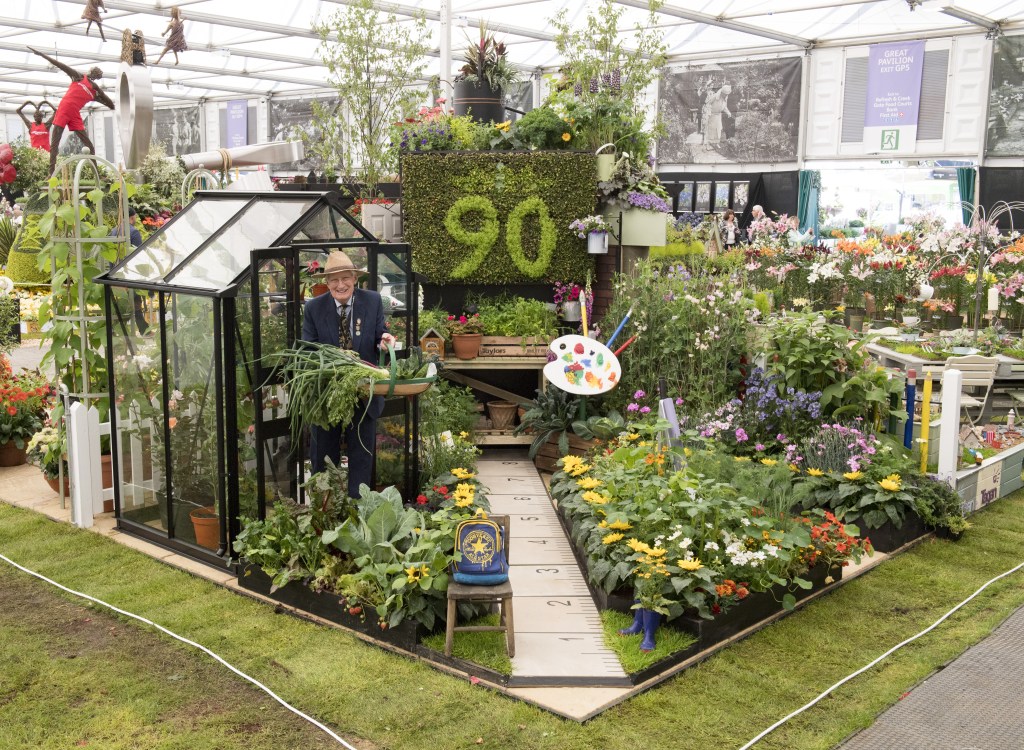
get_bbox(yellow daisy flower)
[561,132,571,141]
[843,471,863,481]
[760,458,778,466]
[607,520,633,531]
[878,473,902,492]
[582,490,609,505]
[807,468,825,477]
[451,468,475,480]
[788,463,800,473]
[677,559,703,571]
[405,566,420,583]
[626,538,652,554]
[735,456,751,462]
[602,532,625,545]
[576,476,602,490]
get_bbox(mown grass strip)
[1,494,1023,749]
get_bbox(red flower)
[416,494,428,505]
[6,406,15,416]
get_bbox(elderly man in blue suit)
[302,251,395,497]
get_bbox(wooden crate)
[533,432,599,473]
[479,336,549,358]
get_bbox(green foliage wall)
[402,151,597,284]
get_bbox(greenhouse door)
[248,247,303,520]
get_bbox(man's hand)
[379,333,397,350]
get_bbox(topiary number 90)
[445,196,500,279]
[445,194,557,279]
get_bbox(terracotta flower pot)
[451,333,482,360]
[190,506,220,551]
[45,474,70,496]
[0,441,27,467]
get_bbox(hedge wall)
[402,151,597,285]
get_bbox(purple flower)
[755,443,765,452]
[735,428,749,442]
[633,390,646,399]
[624,191,671,213]
[627,403,640,412]
[675,398,684,406]
[640,406,651,414]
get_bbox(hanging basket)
[365,344,437,397]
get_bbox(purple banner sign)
[226,100,248,148]
[865,41,925,153]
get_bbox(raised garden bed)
[955,440,1024,513]
[853,513,929,554]
[533,433,599,473]
[237,564,429,653]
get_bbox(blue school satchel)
[452,513,509,585]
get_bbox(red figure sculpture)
[29,48,116,174]
[17,101,56,152]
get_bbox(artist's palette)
[543,335,621,395]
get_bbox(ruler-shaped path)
[476,452,629,687]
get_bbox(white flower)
[678,537,692,549]
[741,517,751,526]
[704,541,720,551]
[0,276,14,295]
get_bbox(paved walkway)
[841,605,1024,750]
[476,453,629,688]
[10,339,46,372]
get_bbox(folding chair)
[923,355,998,428]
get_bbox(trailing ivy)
[402,151,597,284]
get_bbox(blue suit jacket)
[301,288,387,418]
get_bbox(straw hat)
[316,251,365,278]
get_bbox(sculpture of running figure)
[29,48,116,174]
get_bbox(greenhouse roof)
[99,191,373,294]
[1,0,1022,113]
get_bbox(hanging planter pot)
[452,79,505,124]
[916,283,934,302]
[608,208,668,246]
[587,231,609,255]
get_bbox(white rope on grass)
[0,551,359,750]
[738,558,1024,749]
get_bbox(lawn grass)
[422,614,514,675]
[1,494,1024,749]
[600,610,698,674]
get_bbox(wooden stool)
[444,515,514,658]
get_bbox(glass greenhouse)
[97,191,419,561]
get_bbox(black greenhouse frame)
[97,190,421,566]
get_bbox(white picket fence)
[66,385,291,529]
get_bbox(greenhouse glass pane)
[113,199,249,282]
[289,205,363,242]
[172,199,315,289]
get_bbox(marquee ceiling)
[0,0,1021,112]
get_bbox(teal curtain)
[797,169,820,235]
[957,167,976,225]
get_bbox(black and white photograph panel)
[152,106,203,156]
[987,35,1024,156]
[269,95,342,173]
[658,57,802,165]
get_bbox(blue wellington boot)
[640,608,661,652]
[618,603,643,636]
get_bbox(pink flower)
[735,428,749,442]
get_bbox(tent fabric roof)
[1,1,1022,111]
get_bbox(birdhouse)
[420,327,446,361]
[959,426,982,451]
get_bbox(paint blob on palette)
[543,335,621,395]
